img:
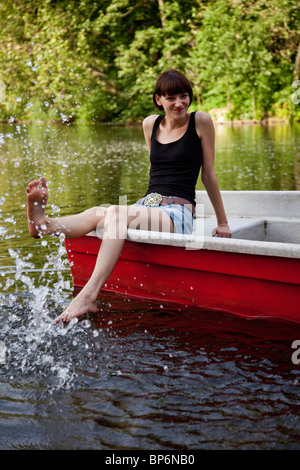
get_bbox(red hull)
[65,236,300,324]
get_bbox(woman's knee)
[105,205,129,226]
[103,205,128,238]
[83,205,107,220]
[105,205,121,221]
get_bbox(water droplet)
[0,340,7,365]
[81,319,91,329]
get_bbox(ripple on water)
[1,122,300,449]
[1,291,300,449]
[1,239,300,449]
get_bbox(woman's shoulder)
[194,111,214,138]
[142,114,160,138]
[194,111,213,125]
[142,114,160,128]
[142,115,161,153]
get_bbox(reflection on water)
[1,287,300,450]
[0,122,300,450]
[213,124,300,190]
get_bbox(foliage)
[0,0,299,123]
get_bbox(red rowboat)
[65,191,300,324]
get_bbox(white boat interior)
[91,191,300,259]
[199,191,300,244]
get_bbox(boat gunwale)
[84,190,300,259]
[85,225,300,260]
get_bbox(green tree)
[0,0,120,122]
[115,0,203,121]
[0,0,298,123]
[187,0,299,120]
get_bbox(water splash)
[0,234,88,392]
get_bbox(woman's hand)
[212,224,232,238]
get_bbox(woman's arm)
[142,115,158,156]
[195,112,232,238]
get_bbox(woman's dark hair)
[153,69,193,111]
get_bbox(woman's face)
[155,92,190,116]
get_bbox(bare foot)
[26,177,49,238]
[55,289,98,323]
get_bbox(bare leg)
[55,204,174,323]
[26,178,175,323]
[26,178,105,238]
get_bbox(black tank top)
[145,112,203,206]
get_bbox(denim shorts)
[132,199,194,235]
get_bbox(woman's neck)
[162,112,190,131]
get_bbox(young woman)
[26,69,231,323]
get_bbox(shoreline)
[212,118,289,126]
[0,117,295,127]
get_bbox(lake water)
[0,121,300,450]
